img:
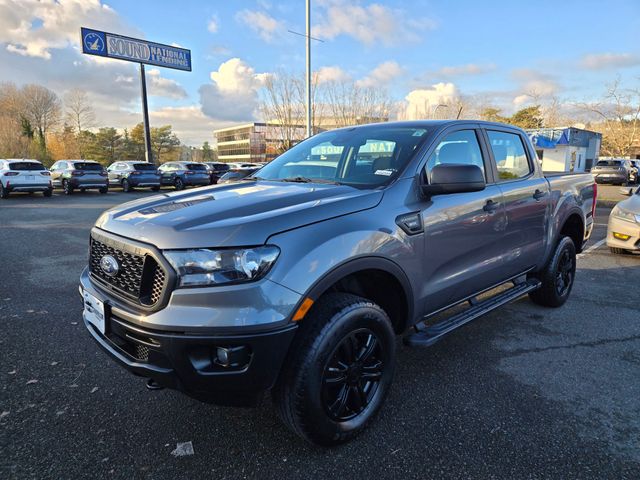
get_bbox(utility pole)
[139,64,154,164]
[305,0,312,138]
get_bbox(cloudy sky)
[1,0,639,145]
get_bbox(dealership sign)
[80,27,191,71]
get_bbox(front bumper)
[607,215,640,251]
[79,265,301,405]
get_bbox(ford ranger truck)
[79,121,596,446]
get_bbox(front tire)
[151,186,160,192]
[43,188,52,197]
[274,293,395,446]
[99,186,108,194]
[174,177,185,190]
[122,179,131,192]
[62,179,73,195]
[529,236,576,307]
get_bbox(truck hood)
[95,180,383,249]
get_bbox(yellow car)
[607,187,640,254]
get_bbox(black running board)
[404,278,541,347]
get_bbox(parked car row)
[1,158,266,199]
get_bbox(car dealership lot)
[1,191,639,479]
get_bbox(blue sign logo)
[83,30,105,55]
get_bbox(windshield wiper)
[279,176,340,185]
[241,176,262,181]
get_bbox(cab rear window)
[133,163,157,171]
[596,160,621,167]
[75,163,103,171]
[8,162,45,171]
[186,164,207,171]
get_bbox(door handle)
[483,199,499,213]
[533,189,547,200]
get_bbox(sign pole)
[139,64,154,165]
[305,0,312,138]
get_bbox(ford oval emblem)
[100,255,119,277]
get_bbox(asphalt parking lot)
[1,190,639,479]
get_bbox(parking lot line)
[578,238,606,257]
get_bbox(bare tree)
[323,80,390,127]
[20,84,61,150]
[260,72,306,153]
[579,78,640,157]
[65,88,95,158]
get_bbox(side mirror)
[421,164,486,197]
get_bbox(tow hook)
[145,378,164,391]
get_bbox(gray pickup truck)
[79,120,596,445]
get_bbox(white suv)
[0,159,53,199]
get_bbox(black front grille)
[89,237,167,307]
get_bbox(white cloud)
[435,63,496,77]
[580,52,640,70]
[403,83,459,120]
[510,68,558,106]
[146,69,187,99]
[199,58,267,121]
[356,61,403,88]
[313,1,436,46]
[207,15,219,34]
[150,106,231,146]
[315,65,350,84]
[0,0,137,59]
[235,9,282,42]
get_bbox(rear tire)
[274,293,396,446]
[62,179,73,195]
[99,186,108,194]
[609,247,628,255]
[151,186,160,192]
[529,236,576,308]
[122,179,131,192]
[0,183,9,199]
[174,177,185,190]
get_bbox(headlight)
[164,246,280,287]
[611,206,639,224]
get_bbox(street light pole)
[305,0,312,138]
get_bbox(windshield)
[186,164,207,171]
[133,163,157,171]
[256,126,430,187]
[75,162,103,171]
[8,162,45,171]
[596,160,622,167]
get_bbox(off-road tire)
[529,236,576,307]
[274,293,395,446]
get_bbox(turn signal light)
[613,232,631,241]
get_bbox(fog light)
[613,232,631,241]
[215,346,251,368]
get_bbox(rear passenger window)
[426,130,485,180]
[487,131,532,181]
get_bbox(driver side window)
[426,130,485,180]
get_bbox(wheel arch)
[298,256,414,335]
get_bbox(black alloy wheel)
[321,329,385,422]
